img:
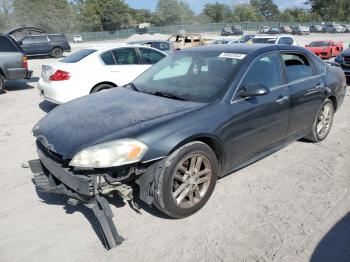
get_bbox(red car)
[305,41,343,59]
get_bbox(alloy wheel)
[171,154,212,209]
[316,102,333,139]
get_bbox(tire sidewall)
[157,142,218,218]
[52,48,63,58]
[313,99,335,141]
[91,83,113,93]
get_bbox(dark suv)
[17,34,71,58]
[0,34,32,92]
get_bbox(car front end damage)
[29,140,156,250]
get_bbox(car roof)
[181,44,307,56]
[87,44,168,55]
[127,40,170,44]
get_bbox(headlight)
[69,139,148,168]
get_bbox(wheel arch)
[168,134,226,174]
[90,82,118,93]
[327,95,338,111]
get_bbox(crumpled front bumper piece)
[28,146,124,250]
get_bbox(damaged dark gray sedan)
[29,44,347,249]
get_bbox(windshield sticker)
[219,53,246,59]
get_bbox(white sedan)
[38,44,167,104]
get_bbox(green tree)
[232,4,259,22]
[202,2,232,23]
[74,0,133,31]
[250,0,279,20]
[13,0,73,32]
[156,0,194,25]
[306,0,350,21]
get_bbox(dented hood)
[33,88,203,159]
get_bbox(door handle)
[276,96,289,104]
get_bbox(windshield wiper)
[152,91,187,101]
[125,83,139,92]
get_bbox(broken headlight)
[69,139,148,168]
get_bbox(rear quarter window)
[61,49,96,63]
[0,35,19,52]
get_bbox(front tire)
[90,83,114,93]
[152,142,218,218]
[305,99,335,142]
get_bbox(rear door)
[100,47,143,86]
[226,52,290,167]
[32,36,51,54]
[281,52,325,137]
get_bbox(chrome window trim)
[230,51,282,104]
[230,50,326,104]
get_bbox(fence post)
[214,22,216,32]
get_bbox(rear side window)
[33,36,49,43]
[278,37,293,45]
[61,49,96,63]
[0,35,19,52]
[139,48,165,64]
[112,48,139,65]
[22,36,35,45]
[241,52,282,89]
[282,53,313,83]
[101,51,115,65]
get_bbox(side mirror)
[239,84,269,98]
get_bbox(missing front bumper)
[28,159,124,250]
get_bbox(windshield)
[252,38,275,44]
[132,52,244,103]
[308,41,330,47]
[61,49,96,63]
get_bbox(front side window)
[112,48,139,65]
[139,48,165,64]
[22,37,35,45]
[282,53,313,83]
[241,52,282,90]
[133,52,243,103]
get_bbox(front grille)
[36,140,70,167]
[344,56,350,65]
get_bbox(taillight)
[22,56,28,69]
[49,70,71,81]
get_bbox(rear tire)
[90,83,114,93]
[152,141,218,218]
[0,74,5,93]
[304,99,335,142]
[52,48,63,58]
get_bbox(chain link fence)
[65,21,349,42]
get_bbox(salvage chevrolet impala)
[29,44,347,249]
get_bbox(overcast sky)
[124,0,309,13]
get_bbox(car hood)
[341,48,350,56]
[33,88,204,159]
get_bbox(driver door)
[225,52,290,168]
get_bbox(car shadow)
[39,100,57,113]
[2,79,35,92]
[310,212,350,262]
[35,188,108,247]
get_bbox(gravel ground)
[0,32,349,262]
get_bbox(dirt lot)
[0,33,349,262]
